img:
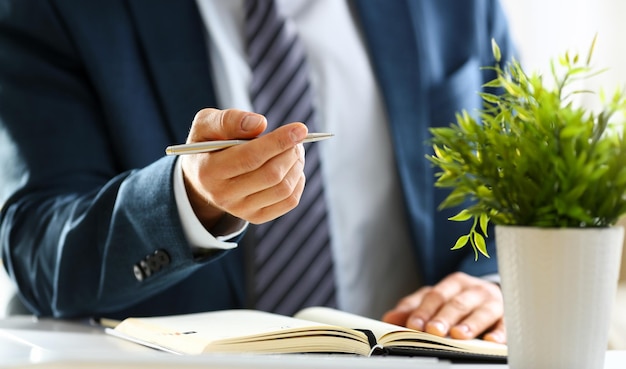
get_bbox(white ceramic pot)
[495,225,624,369]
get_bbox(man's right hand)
[180,108,309,230]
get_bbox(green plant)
[428,36,626,260]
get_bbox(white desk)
[1,316,624,369]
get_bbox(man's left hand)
[382,272,506,343]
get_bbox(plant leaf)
[491,38,502,63]
[479,213,490,236]
[448,210,473,222]
[473,233,490,259]
[451,235,470,250]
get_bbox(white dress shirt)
[174,0,420,318]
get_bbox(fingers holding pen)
[208,123,308,180]
[208,136,308,223]
[181,108,310,225]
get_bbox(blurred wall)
[501,0,626,111]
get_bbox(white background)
[501,0,626,110]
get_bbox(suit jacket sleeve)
[0,0,237,317]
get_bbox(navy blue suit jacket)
[0,0,514,318]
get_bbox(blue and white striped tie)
[245,0,336,316]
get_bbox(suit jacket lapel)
[126,0,217,144]
[352,0,436,278]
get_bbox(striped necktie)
[245,0,336,316]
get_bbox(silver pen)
[165,132,333,156]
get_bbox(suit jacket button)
[154,249,170,266]
[133,264,145,282]
[148,250,170,272]
[139,259,152,277]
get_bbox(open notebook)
[104,306,507,363]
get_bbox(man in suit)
[0,0,513,343]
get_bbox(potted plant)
[427,36,626,369]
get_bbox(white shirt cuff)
[173,157,247,251]
[481,273,501,285]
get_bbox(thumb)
[187,108,267,143]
